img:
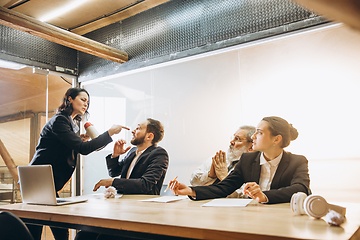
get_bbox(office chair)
[0,211,34,240]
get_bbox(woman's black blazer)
[192,151,310,204]
[30,112,112,192]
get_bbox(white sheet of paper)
[139,196,188,203]
[201,198,253,207]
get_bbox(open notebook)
[18,165,87,206]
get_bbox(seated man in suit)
[76,118,169,240]
[93,118,169,195]
[190,125,255,197]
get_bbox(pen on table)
[164,176,178,192]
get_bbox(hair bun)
[289,124,298,141]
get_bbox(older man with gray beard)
[190,125,255,198]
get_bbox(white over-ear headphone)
[291,192,346,219]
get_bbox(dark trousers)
[27,224,69,240]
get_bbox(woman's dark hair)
[262,116,298,148]
[146,118,164,145]
[57,88,90,122]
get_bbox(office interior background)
[1,0,360,204]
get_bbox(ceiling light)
[39,0,90,22]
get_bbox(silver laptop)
[18,165,87,206]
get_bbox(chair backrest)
[0,211,34,240]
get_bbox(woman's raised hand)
[80,134,90,142]
[108,125,130,136]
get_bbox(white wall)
[237,25,360,201]
[82,24,360,201]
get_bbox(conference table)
[0,194,359,239]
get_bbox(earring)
[273,143,276,146]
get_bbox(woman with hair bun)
[169,116,310,204]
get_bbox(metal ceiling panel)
[0,24,78,73]
[79,0,326,82]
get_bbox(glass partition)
[0,65,72,203]
[82,25,360,201]
[82,51,246,194]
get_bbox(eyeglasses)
[231,136,253,143]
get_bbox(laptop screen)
[18,165,58,205]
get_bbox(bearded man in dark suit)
[93,118,168,195]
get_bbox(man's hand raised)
[213,150,228,181]
[111,139,131,158]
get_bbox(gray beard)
[227,145,247,163]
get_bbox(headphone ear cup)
[304,195,329,219]
[291,192,307,215]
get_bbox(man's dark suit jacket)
[192,151,310,204]
[30,112,112,192]
[106,145,169,195]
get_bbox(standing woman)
[28,87,128,240]
[169,116,310,204]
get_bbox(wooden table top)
[0,194,359,240]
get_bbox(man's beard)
[227,145,248,162]
[131,134,146,146]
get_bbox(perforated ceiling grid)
[79,0,324,81]
[0,24,77,73]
